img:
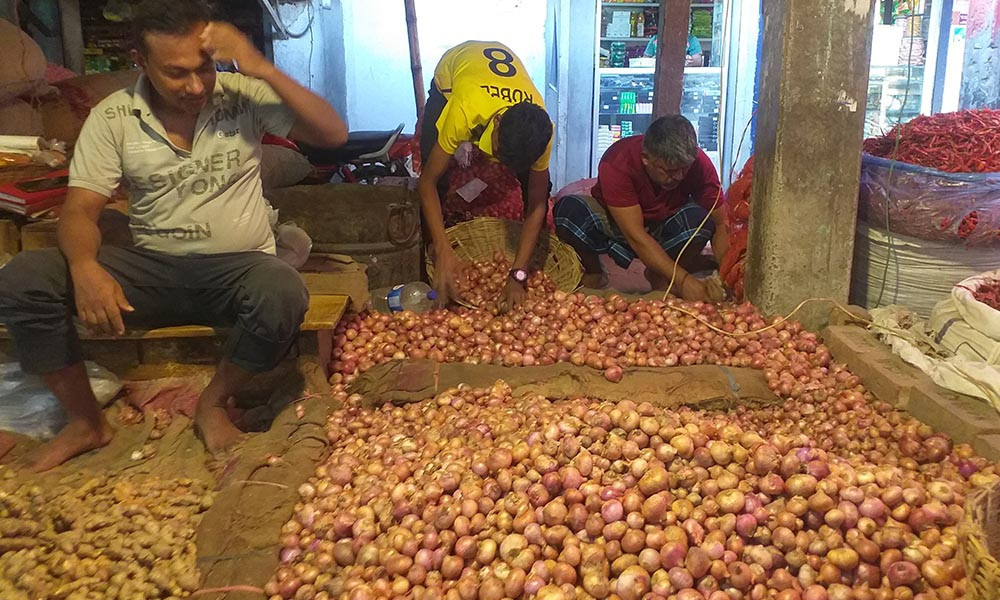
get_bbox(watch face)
[511,269,528,283]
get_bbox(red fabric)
[45,64,77,84]
[592,135,722,222]
[262,133,300,151]
[555,177,598,200]
[719,156,754,302]
[442,147,555,230]
[124,376,210,418]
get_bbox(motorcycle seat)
[299,123,405,164]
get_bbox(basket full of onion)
[961,479,1000,599]
[426,217,583,295]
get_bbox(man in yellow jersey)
[419,41,554,311]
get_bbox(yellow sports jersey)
[433,41,553,172]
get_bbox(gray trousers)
[0,246,309,375]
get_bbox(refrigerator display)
[592,1,729,175]
[865,65,925,139]
[594,68,723,173]
[598,1,721,69]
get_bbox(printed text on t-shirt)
[479,85,534,104]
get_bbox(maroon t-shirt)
[592,135,722,222]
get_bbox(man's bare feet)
[581,271,609,289]
[26,416,112,472]
[195,404,244,454]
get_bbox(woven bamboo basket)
[961,480,1000,600]
[425,217,583,292]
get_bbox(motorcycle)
[296,123,411,185]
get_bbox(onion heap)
[266,375,995,600]
[0,469,212,599]
[332,294,816,385]
[455,256,556,311]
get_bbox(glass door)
[591,0,732,177]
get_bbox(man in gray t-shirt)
[0,0,346,471]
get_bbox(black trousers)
[0,246,309,375]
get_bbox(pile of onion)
[333,293,818,385]
[265,372,996,600]
[455,255,557,312]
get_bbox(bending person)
[419,41,553,311]
[553,115,729,301]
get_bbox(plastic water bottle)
[377,282,438,313]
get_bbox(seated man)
[553,115,729,301]
[0,0,346,471]
[419,41,553,310]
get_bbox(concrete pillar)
[745,0,877,330]
[653,0,692,116]
[959,0,1000,109]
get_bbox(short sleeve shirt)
[432,41,553,172]
[69,71,296,256]
[592,135,722,222]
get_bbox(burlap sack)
[350,360,781,411]
[0,98,44,136]
[40,69,141,144]
[0,20,47,103]
[260,144,313,191]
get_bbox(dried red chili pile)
[862,109,1000,173]
[973,279,1000,311]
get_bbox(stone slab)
[973,433,1000,463]
[823,325,926,407]
[823,324,1000,451]
[908,383,1000,446]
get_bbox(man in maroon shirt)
[553,115,729,301]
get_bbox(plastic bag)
[275,221,313,269]
[0,362,122,440]
[952,268,1000,341]
[928,297,1000,365]
[869,306,1000,411]
[850,222,1000,318]
[858,154,1000,247]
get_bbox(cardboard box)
[0,219,19,256]
[299,253,369,313]
[20,220,57,251]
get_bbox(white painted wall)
[272,2,348,120]
[341,0,549,131]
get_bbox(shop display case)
[592,1,727,174]
[593,67,723,173]
[865,65,925,138]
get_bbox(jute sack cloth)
[349,360,781,411]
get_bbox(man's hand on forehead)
[199,22,272,79]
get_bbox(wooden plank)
[302,294,349,331]
[0,219,19,256]
[0,294,349,340]
[652,0,692,116]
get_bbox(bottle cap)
[427,289,438,301]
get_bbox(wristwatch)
[509,268,529,286]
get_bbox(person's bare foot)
[195,404,244,454]
[581,271,609,289]
[26,417,112,472]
